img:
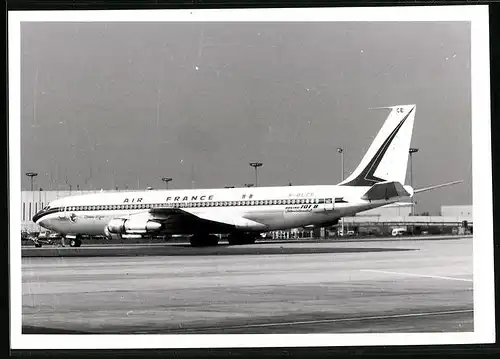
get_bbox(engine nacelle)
[106,218,162,234]
[106,218,127,234]
[317,218,339,227]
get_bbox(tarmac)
[21,236,473,334]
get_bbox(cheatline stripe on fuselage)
[32,197,349,222]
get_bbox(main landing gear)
[227,233,257,246]
[188,233,258,247]
[189,234,220,247]
[64,236,82,247]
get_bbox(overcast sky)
[20,21,471,214]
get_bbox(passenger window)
[319,199,325,204]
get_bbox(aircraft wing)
[148,207,238,232]
[148,207,269,233]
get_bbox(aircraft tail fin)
[339,105,416,187]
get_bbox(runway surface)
[21,235,469,257]
[22,237,473,334]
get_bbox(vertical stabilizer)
[339,105,416,187]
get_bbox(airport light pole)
[337,148,344,236]
[161,177,172,189]
[409,148,419,216]
[337,148,344,181]
[26,172,38,225]
[249,162,263,187]
[26,172,38,191]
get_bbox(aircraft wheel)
[227,234,256,245]
[69,238,82,247]
[34,242,42,248]
[190,234,219,247]
[207,234,219,246]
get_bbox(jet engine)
[106,218,163,235]
[319,218,339,227]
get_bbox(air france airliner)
[32,104,461,247]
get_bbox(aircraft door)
[324,198,334,211]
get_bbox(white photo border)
[9,5,494,350]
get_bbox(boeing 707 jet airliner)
[32,104,461,247]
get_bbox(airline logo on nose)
[69,213,78,223]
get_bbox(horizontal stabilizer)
[414,180,463,194]
[381,202,414,208]
[361,181,410,201]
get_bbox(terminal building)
[20,190,473,237]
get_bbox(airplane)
[32,104,462,247]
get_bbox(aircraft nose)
[32,209,44,224]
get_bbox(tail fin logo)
[340,106,415,187]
